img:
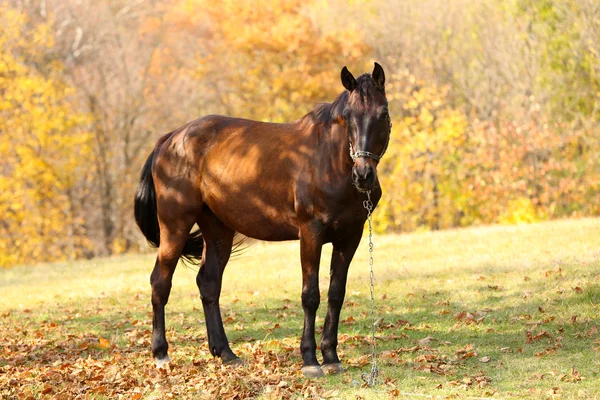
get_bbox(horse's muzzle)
[352,162,376,191]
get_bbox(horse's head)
[340,62,391,192]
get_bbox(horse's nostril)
[365,168,374,184]
[352,168,359,182]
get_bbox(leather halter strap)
[349,146,383,162]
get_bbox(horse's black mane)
[314,73,379,124]
[314,91,348,124]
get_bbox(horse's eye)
[379,112,389,121]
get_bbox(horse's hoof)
[155,356,171,369]
[223,357,244,367]
[301,365,324,378]
[321,363,344,375]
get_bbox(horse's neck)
[318,122,353,180]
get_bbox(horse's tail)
[134,147,204,264]
[134,150,160,248]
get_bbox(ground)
[1,218,599,399]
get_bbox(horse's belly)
[202,184,299,241]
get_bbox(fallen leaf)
[98,337,111,349]
[417,336,437,345]
[89,385,107,394]
[570,367,582,381]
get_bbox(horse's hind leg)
[196,209,239,364]
[150,213,196,368]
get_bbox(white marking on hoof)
[301,365,324,378]
[321,363,344,375]
[156,356,171,369]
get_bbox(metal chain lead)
[362,190,378,386]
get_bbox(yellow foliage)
[0,7,91,267]
[498,197,543,225]
[179,0,372,122]
[376,79,469,232]
[2,1,596,267]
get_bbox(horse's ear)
[341,66,357,92]
[372,62,385,88]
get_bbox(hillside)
[1,218,599,398]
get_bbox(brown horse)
[134,63,390,377]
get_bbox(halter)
[348,114,392,162]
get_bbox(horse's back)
[155,114,308,241]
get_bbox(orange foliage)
[377,71,599,232]
[177,0,372,121]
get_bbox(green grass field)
[1,218,600,399]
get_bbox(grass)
[1,218,600,399]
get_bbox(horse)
[134,62,391,377]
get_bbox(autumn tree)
[177,0,372,122]
[13,0,213,256]
[367,0,599,230]
[1,0,599,266]
[0,7,91,266]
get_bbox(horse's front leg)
[299,223,324,377]
[321,228,363,374]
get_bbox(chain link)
[361,190,378,386]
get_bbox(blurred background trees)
[1,0,598,266]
